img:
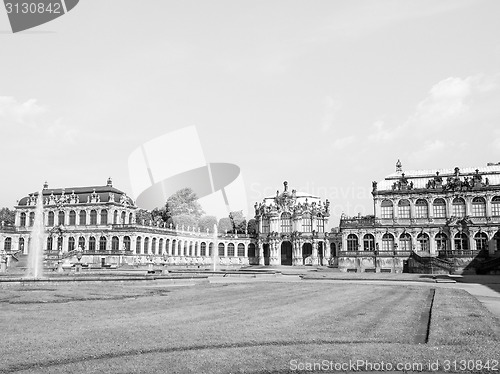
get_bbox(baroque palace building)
[253,181,331,266]
[339,161,500,274]
[0,178,255,269]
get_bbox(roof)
[376,164,500,191]
[17,185,135,207]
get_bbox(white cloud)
[0,96,47,125]
[0,96,78,145]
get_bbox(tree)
[247,219,258,235]
[198,215,218,233]
[0,207,15,225]
[229,210,247,233]
[171,214,197,230]
[166,188,204,219]
[135,208,152,224]
[151,206,169,223]
[218,217,232,234]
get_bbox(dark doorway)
[318,242,324,264]
[263,244,270,266]
[302,243,312,265]
[330,242,336,257]
[101,257,106,267]
[281,241,292,265]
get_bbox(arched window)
[262,219,270,233]
[417,233,430,252]
[472,197,486,217]
[200,242,207,256]
[415,199,428,218]
[100,209,108,225]
[454,232,468,250]
[121,211,126,224]
[78,236,85,251]
[492,196,500,216]
[113,210,118,224]
[69,210,76,225]
[158,238,163,254]
[124,236,131,251]
[208,242,214,256]
[136,236,142,254]
[433,198,446,218]
[435,232,448,251]
[248,243,256,257]
[363,234,375,251]
[238,243,245,256]
[399,233,412,251]
[228,243,235,256]
[152,238,157,254]
[302,214,312,232]
[99,236,107,251]
[144,237,149,254]
[68,237,75,251]
[18,237,24,251]
[281,213,291,233]
[20,212,26,226]
[4,237,12,251]
[347,234,358,251]
[57,236,63,250]
[316,213,324,233]
[382,233,394,251]
[79,210,86,225]
[494,232,500,252]
[47,211,54,226]
[218,243,225,256]
[129,212,133,224]
[112,236,119,251]
[58,211,65,226]
[452,197,466,217]
[381,200,393,219]
[474,232,488,251]
[187,242,192,256]
[89,236,96,251]
[90,210,97,225]
[29,212,35,226]
[47,237,53,251]
[398,200,410,219]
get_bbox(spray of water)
[212,224,218,272]
[26,189,44,278]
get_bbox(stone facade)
[0,179,252,269]
[339,161,500,274]
[253,181,331,266]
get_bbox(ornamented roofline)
[17,185,136,207]
[254,181,330,217]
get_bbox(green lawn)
[0,280,498,373]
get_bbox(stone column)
[258,240,265,265]
[312,240,319,265]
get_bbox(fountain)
[212,224,218,272]
[26,189,45,278]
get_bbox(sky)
[1,0,500,227]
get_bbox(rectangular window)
[452,205,465,217]
[492,203,500,216]
[398,206,410,219]
[381,206,393,219]
[433,205,446,218]
[415,205,428,218]
[472,204,486,217]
